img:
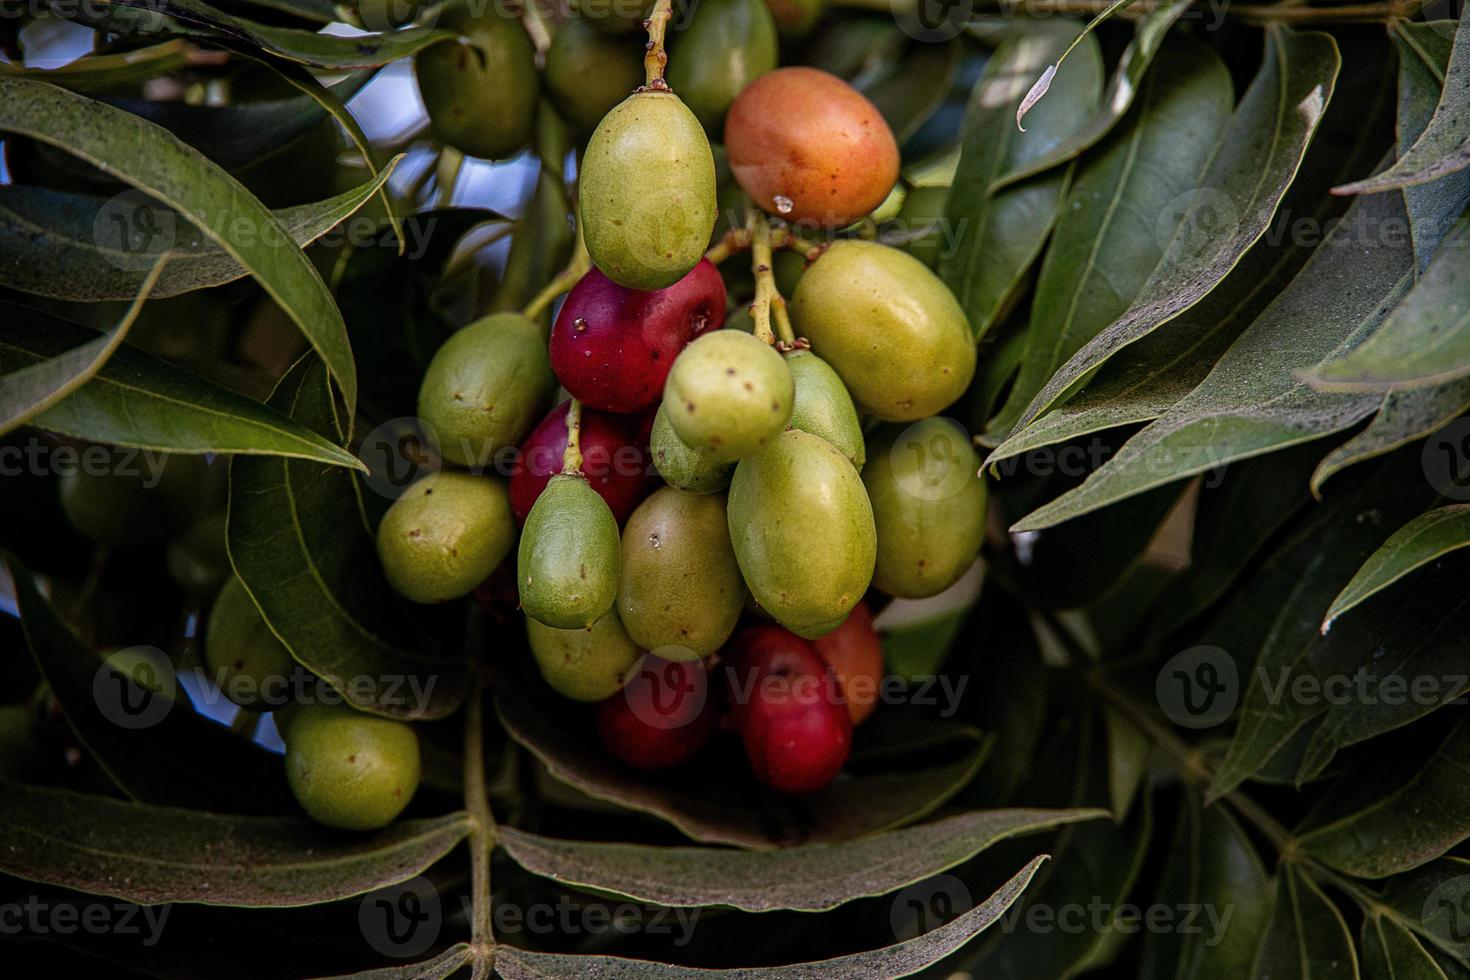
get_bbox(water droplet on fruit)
[774,195,794,214]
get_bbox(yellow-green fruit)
[527,611,640,701]
[376,472,516,603]
[664,330,794,463]
[167,511,231,597]
[518,474,622,629]
[414,10,538,160]
[544,18,644,134]
[727,429,875,635]
[667,0,778,131]
[285,705,421,831]
[862,419,987,598]
[59,449,205,548]
[651,404,734,493]
[581,91,717,289]
[785,349,865,469]
[763,0,825,39]
[417,313,555,468]
[791,240,976,422]
[578,0,649,33]
[617,488,743,659]
[205,576,296,710]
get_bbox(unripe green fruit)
[763,0,825,40]
[286,705,421,831]
[617,487,743,659]
[785,349,865,469]
[59,450,205,548]
[664,331,794,463]
[376,472,516,603]
[166,511,231,597]
[862,420,987,598]
[581,92,717,290]
[790,240,976,422]
[667,0,778,132]
[527,611,640,701]
[0,705,42,781]
[417,313,555,468]
[544,18,644,134]
[518,474,622,629]
[727,429,875,635]
[205,576,296,710]
[414,10,538,160]
[651,404,734,493]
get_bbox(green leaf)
[314,946,476,980]
[1323,505,1470,628]
[1311,379,1470,495]
[1248,868,1358,979]
[987,38,1232,438]
[499,809,1104,912]
[1392,21,1470,270]
[1362,914,1456,980]
[1140,795,1274,980]
[0,304,365,467]
[1102,706,1149,820]
[228,354,469,720]
[0,38,204,93]
[0,781,472,907]
[866,39,961,145]
[1334,8,1470,195]
[1010,180,1411,533]
[1006,27,1341,434]
[939,26,1102,340]
[0,76,358,412]
[1299,720,1470,879]
[1379,857,1470,966]
[493,854,1049,979]
[0,163,397,302]
[1305,213,1470,393]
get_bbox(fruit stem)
[523,234,591,321]
[463,670,498,977]
[562,398,585,476]
[436,145,465,207]
[749,213,797,346]
[518,0,552,55]
[705,227,751,265]
[643,0,674,89]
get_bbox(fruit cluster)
[377,22,988,798]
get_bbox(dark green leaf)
[1311,379,1470,494]
[1379,857,1470,966]
[1102,706,1148,820]
[1362,914,1455,980]
[1392,21,1470,269]
[866,39,961,145]
[314,945,476,980]
[0,38,204,92]
[1324,504,1470,628]
[1248,868,1358,979]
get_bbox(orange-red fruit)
[811,601,883,725]
[723,67,899,228]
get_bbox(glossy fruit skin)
[785,349,865,469]
[59,450,205,548]
[811,600,882,725]
[581,92,718,290]
[649,404,734,493]
[667,0,778,132]
[728,429,875,636]
[791,240,975,421]
[595,654,714,769]
[376,472,516,603]
[862,420,987,598]
[544,17,644,133]
[285,705,421,831]
[550,259,726,413]
[762,0,825,39]
[518,474,622,628]
[510,401,654,525]
[417,313,556,468]
[617,488,743,659]
[205,576,297,710]
[664,330,794,463]
[414,10,538,160]
[726,626,851,793]
[527,611,641,701]
[724,67,899,227]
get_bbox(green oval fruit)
[763,0,825,40]
[544,18,644,133]
[664,330,794,463]
[527,611,640,701]
[205,576,296,710]
[651,404,734,493]
[59,449,205,548]
[286,705,421,830]
[414,9,538,160]
[376,472,516,603]
[418,312,556,468]
[667,0,778,131]
[862,419,987,598]
[167,511,231,597]
[727,429,875,634]
[519,474,622,628]
[790,240,975,421]
[617,487,743,658]
[785,349,865,468]
[581,91,717,289]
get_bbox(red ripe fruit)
[811,601,883,726]
[550,258,726,413]
[509,400,655,525]
[596,654,715,770]
[726,625,852,794]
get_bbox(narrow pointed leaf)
[1248,869,1358,979]
[1311,380,1470,494]
[1362,914,1455,980]
[1392,21,1470,269]
[0,38,206,92]
[1323,504,1470,628]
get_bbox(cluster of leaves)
[1,0,1469,977]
